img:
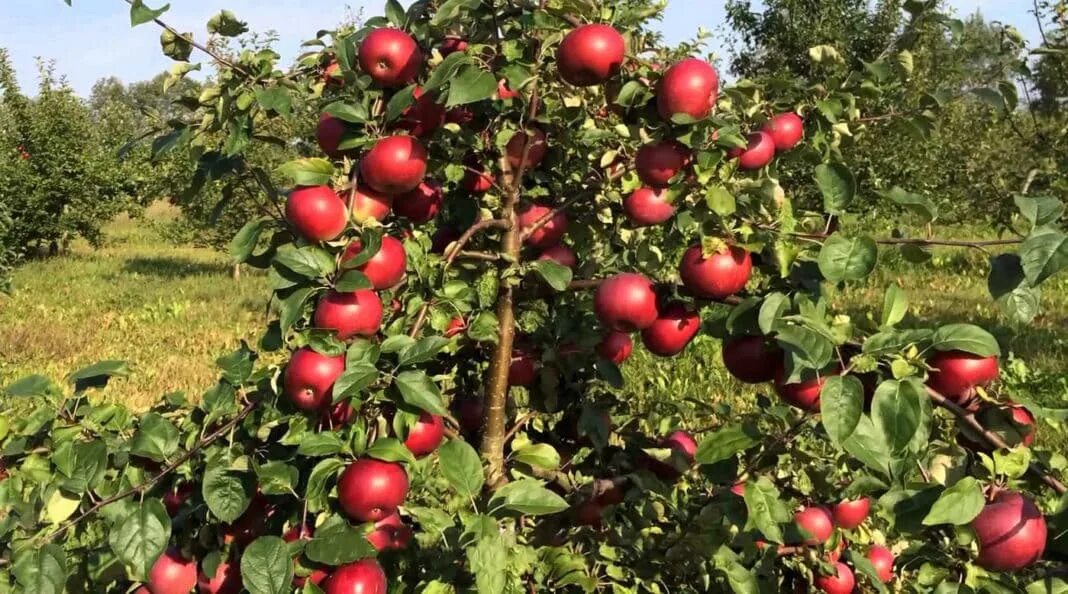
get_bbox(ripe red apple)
[509,349,538,387]
[283,347,345,412]
[867,544,894,583]
[147,548,197,594]
[342,235,407,290]
[321,399,356,429]
[358,28,422,87]
[162,482,194,517]
[317,113,349,158]
[393,87,446,138]
[1009,404,1037,447]
[815,562,855,594]
[286,186,348,242]
[313,290,383,340]
[972,490,1046,571]
[461,157,495,193]
[594,273,659,332]
[403,412,445,457]
[446,105,475,125]
[348,184,393,225]
[657,57,719,121]
[624,187,676,226]
[640,302,700,357]
[439,36,468,56]
[538,244,577,269]
[730,481,746,497]
[774,366,838,411]
[517,203,567,249]
[728,131,776,170]
[557,24,625,86]
[445,316,466,338]
[721,336,781,383]
[597,331,634,364]
[505,127,548,171]
[795,506,835,545]
[284,523,328,587]
[392,180,443,223]
[197,559,241,594]
[596,483,627,506]
[337,458,410,522]
[647,430,698,480]
[635,140,690,188]
[679,244,752,300]
[323,60,342,85]
[574,499,604,527]
[359,135,428,195]
[452,397,484,435]
[366,512,413,551]
[925,350,999,404]
[497,78,520,100]
[831,498,870,529]
[324,559,387,594]
[763,113,804,151]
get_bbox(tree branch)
[442,218,510,271]
[122,0,255,79]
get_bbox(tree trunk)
[231,263,241,281]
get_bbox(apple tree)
[2,1,1067,593]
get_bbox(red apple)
[815,562,855,594]
[283,347,345,412]
[574,499,604,527]
[832,498,870,530]
[342,235,407,290]
[358,28,422,87]
[538,244,577,269]
[505,127,548,171]
[497,78,520,100]
[795,506,834,545]
[393,180,443,223]
[321,399,356,429]
[430,227,461,254]
[509,349,538,387]
[445,316,466,338]
[647,430,697,480]
[324,559,387,594]
[597,331,634,364]
[393,87,446,138]
[348,184,393,225]
[972,490,1046,571]
[635,140,690,188]
[359,135,428,195]
[452,397,484,435]
[313,290,383,339]
[162,482,193,517]
[594,273,659,332]
[337,458,409,522]
[197,559,241,594]
[721,336,781,384]
[322,60,342,85]
[640,302,700,357]
[774,366,838,411]
[1010,404,1037,447]
[925,350,999,405]
[446,105,475,125]
[317,113,349,158]
[403,412,445,457]
[679,244,752,300]
[366,512,413,551]
[728,131,776,170]
[657,58,719,121]
[624,187,676,226]
[557,24,625,86]
[763,113,804,151]
[284,524,328,587]
[867,544,894,583]
[517,203,567,249]
[286,186,347,242]
[440,36,468,56]
[461,157,495,193]
[147,548,197,594]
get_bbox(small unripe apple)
[283,347,345,412]
[557,24,625,86]
[831,497,870,529]
[286,186,347,242]
[794,506,834,545]
[597,331,633,364]
[594,273,659,332]
[337,458,410,523]
[359,135,428,195]
[679,244,752,299]
[657,57,719,121]
[358,28,422,87]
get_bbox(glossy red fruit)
[574,499,604,527]
[446,106,475,125]
[730,481,746,497]
[453,397,484,435]
[461,157,495,193]
[867,545,895,583]
[763,113,804,151]
[973,490,1046,571]
[926,350,999,404]
[317,113,349,158]
[148,548,197,594]
[497,78,520,100]
[505,127,548,171]
[360,135,428,195]
[197,559,241,594]
[445,316,466,338]
[284,524,328,587]
[517,203,567,249]
[404,412,445,457]
[313,290,383,340]
[774,366,837,411]
[1010,405,1037,447]
[538,244,577,269]
[657,58,719,121]
[286,186,347,242]
[721,336,780,384]
[284,347,345,411]
[679,244,752,299]
[509,349,538,387]
[366,512,413,551]
[648,430,698,480]
[394,87,445,138]
[348,184,393,224]
[163,482,194,517]
[342,236,407,290]
[635,140,690,188]
[324,559,387,594]
[832,498,870,530]
[815,562,855,594]
[728,131,776,170]
[321,399,356,429]
[337,458,409,523]
[557,24,625,86]
[795,506,835,545]
[393,181,443,223]
[597,331,634,364]
[624,187,676,226]
[323,61,342,85]
[440,36,468,56]
[594,273,659,332]
[358,28,422,87]
[640,302,700,357]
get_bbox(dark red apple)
[313,290,383,339]
[679,244,752,299]
[972,490,1046,571]
[324,559,387,594]
[597,331,634,364]
[452,397,484,435]
[222,493,275,547]
[640,302,700,357]
[517,203,567,249]
[574,499,604,527]
[321,399,356,429]
[509,349,538,387]
[557,24,625,86]
[348,184,393,225]
[594,273,659,332]
[795,506,834,545]
[445,316,466,338]
[342,235,407,289]
[366,512,413,551]
[1010,404,1037,447]
[317,113,349,158]
[147,548,197,594]
[286,186,347,242]
[283,347,345,412]
[358,28,422,87]
[430,227,461,254]
[392,180,442,223]
[440,36,468,56]
[197,559,241,594]
[162,482,193,517]
[657,57,719,121]
[446,105,475,125]
[647,430,698,480]
[461,157,495,193]
[815,562,855,594]
[728,131,776,170]
[721,336,781,384]
[393,87,445,138]
[337,458,409,522]
[635,140,690,188]
[774,366,838,411]
[832,498,870,530]
[925,350,999,405]
[624,187,676,226]
[867,544,894,583]
[359,135,428,195]
[403,412,445,457]
[505,127,548,171]
[596,483,627,506]
[538,244,577,269]
[763,113,804,151]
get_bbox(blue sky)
[0,0,1040,96]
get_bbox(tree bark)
[231,263,241,281]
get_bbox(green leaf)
[530,259,573,291]
[863,328,933,356]
[774,324,834,370]
[278,287,314,334]
[922,477,985,526]
[1020,229,1068,286]
[493,479,568,515]
[305,518,376,565]
[881,283,908,327]
[3,374,59,397]
[972,87,1006,113]
[333,269,371,294]
[12,544,66,594]
[385,85,417,123]
[704,186,736,216]
[61,440,108,494]
[818,234,878,282]
[254,461,299,495]
[393,371,447,415]
[424,51,472,91]
[397,336,451,367]
[713,547,759,594]
[129,0,169,26]
[297,433,344,457]
[467,535,508,594]
[202,466,252,523]
[333,362,378,401]
[930,324,1000,357]
[159,29,193,61]
[742,477,791,544]
[306,458,344,513]
[842,416,891,477]
[256,87,292,116]
[430,0,481,27]
[446,65,497,107]
[694,424,759,465]
[878,186,938,222]
[129,412,180,463]
[847,550,890,594]
[468,311,500,342]
[230,218,271,264]
[241,537,294,594]
[207,9,248,36]
[277,158,335,187]
[274,245,336,279]
[1015,196,1064,228]
[820,376,864,446]
[513,443,561,470]
[1026,578,1068,594]
[366,437,416,464]
[108,499,171,580]
[871,379,924,452]
[384,0,406,25]
[438,439,484,495]
[68,360,130,392]
[813,163,856,214]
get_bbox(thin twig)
[122,0,254,79]
[442,218,511,271]
[408,301,432,338]
[457,250,501,261]
[503,411,538,445]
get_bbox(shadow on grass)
[122,256,231,278]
